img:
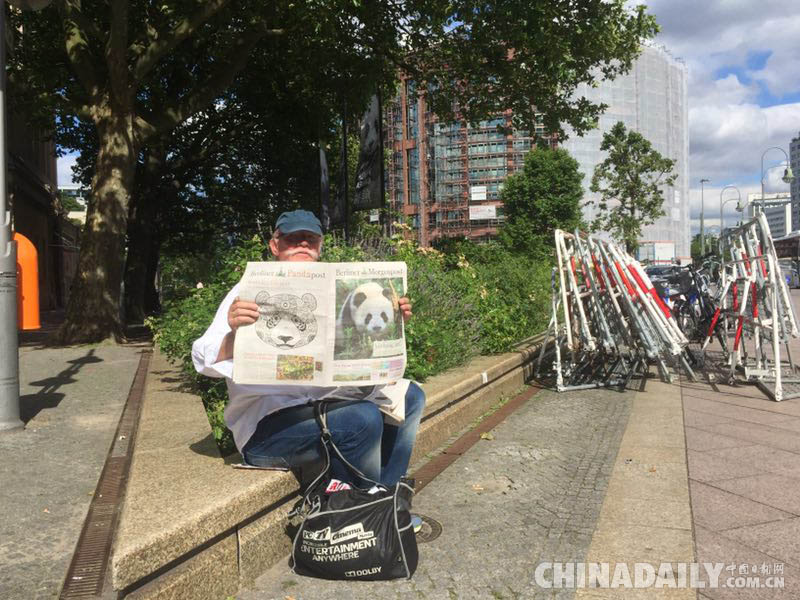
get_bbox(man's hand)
[216,298,259,364]
[228,298,260,331]
[398,296,413,322]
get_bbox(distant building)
[8,114,83,311]
[744,192,792,238]
[637,241,676,264]
[384,77,554,244]
[790,132,800,231]
[560,43,690,260]
[385,43,689,251]
[59,183,89,224]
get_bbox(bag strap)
[293,401,385,515]
[313,401,383,488]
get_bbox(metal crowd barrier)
[537,229,695,392]
[703,213,800,400]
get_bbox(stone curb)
[573,376,695,600]
[112,335,546,599]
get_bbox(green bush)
[149,230,551,455]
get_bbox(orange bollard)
[14,232,40,330]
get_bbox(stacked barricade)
[536,229,696,391]
[702,213,800,400]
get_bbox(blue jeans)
[242,383,426,487]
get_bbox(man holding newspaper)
[192,209,425,488]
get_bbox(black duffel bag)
[290,402,418,581]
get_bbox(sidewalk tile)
[685,410,735,429]
[682,384,800,417]
[616,446,688,465]
[574,587,696,599]
[711,474,800,516]
[605,462,689,502]
[694,525,797,599]
[702,422,800,453]
[687,450,766,483]
[689,480,792,532]
[682,397,797,428]
[598,496,691,530]
[685,427,752,452]
[631,394,684,409]
[586,523,694,564]
[760,418,800,434]
[704,445,800,479]
[620,421,686,449]
[723,518,800,567]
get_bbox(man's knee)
[329,401,384,441]
[405,382,426,419]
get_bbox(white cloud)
[688,102,800,185]
[689,183,760,235]
[633,1,800,234]
[57,153,78,186]
[754,26,800,98]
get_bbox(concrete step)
[111,335,547,599]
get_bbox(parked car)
[644,264,680,281]
[786,268,800,289]
[778,260,800,288]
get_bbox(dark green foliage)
[148,237,266,454]
[149,233,550,454]
[9,0,657,343]
[588,122,678,254]
[690,233,721,263]
[58,191,84,214]
[498,147,584,255]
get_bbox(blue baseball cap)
[275,209,323,236]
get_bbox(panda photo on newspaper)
[334,278,405,360]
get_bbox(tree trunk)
[123,192,160,324]
[144,236,162,315]
[54,108,136,344]
[123,145,170,323]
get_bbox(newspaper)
[232,262,408,416]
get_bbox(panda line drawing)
[335,281,398,349]
[254,291,318,350]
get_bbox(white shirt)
[191,283,383,452]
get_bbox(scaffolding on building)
[384,85,547,243]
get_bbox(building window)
[405,80,418,140]
[408,148,419,204]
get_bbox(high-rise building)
[790,132,800,231]
[384,77,555,244]
[385,42,689,253]
[744,192,792,238]
[561,43,690,261]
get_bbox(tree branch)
[136,26,281,143]
[57,0,101,101]
[131,0,230,83]
[107,0,130,104]
[58,0,104,41]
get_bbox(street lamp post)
[700,178,710,255]
[0,0,53,433]
[719,185,742,237]
[761,147,795,212]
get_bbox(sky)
[57,153,77,186]
[58,1,800,237]
[639,0,800,234]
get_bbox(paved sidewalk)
[5,293,800,599]
[0,335,146,599]
[241,384,635,600]
[683,377,800,598]
[679,287,800,599]
[239,292,800,599]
